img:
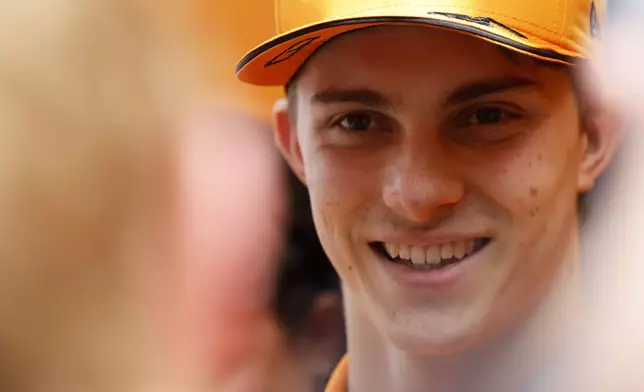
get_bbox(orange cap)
[236,0,605,86]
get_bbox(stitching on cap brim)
[236,16,579,75]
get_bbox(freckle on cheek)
[530,187,538,197]
[348,265,353,271]
[537,154,543,161]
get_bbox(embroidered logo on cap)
[265,36,320,67]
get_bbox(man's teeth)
[384,240,477,265]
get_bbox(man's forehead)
[305,77,549,116]
[284,25,573,123]
[296,26,543,93]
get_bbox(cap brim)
[236,6,582,86]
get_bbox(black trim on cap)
[236,16,577,75]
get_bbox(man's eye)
[338,113,374,131]
[467,107,515,126]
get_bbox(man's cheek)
[311,160,374,204]
[492,151,563,220]
[309,166,369,255]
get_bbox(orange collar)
[325,354,348,392]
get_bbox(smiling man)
[236,1,616,391]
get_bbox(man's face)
[277,26,605,353]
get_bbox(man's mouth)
[370,238,491,270]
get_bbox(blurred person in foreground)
[0,0,300,391]
[235,0,624,391]
[0,0,349,390]
[547,0,644,390]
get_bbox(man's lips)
[370,238,492,270]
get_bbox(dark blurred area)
[276,167,339,334]
[275,164,346,391]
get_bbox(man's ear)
[578,105,624,193]
[576,61,627,193]
[273,97,306,184]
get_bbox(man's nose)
[382,146,464,223]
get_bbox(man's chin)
[395,338,477,357]
[385,321,484,356]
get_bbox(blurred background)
[188,1,346,389]
[190,0,283,122]
[182,0,347,389]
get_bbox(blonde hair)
[0,1,201,388]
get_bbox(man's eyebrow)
[444,77,542,106]
[309,78,540,109]
[310,88,394,109]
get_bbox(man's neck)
[344,239,584,392]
